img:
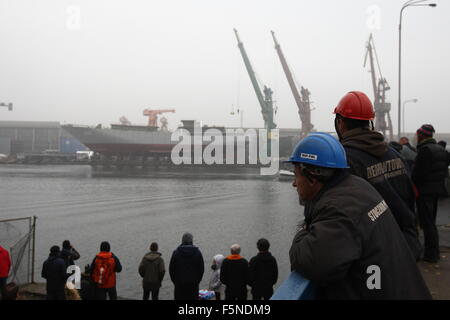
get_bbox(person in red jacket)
[0,245,12,291]
[90,241,122,300]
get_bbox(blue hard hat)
[286,132,349,169]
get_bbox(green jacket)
[139,252,165,290]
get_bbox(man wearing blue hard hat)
[287,132,430,299]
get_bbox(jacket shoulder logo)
[367,200,388,222]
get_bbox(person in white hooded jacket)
[208,254,225,300]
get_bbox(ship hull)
[63,125,175,155]
[62,125,277,176]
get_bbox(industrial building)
[0,121,87,156]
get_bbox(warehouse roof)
[0,121,61,128]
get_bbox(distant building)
[0,121,87,156]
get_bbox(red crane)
[143,109,175,127]
[271,31,313,138]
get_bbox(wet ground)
[418,195,450,300]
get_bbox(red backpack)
[91,252,116,288]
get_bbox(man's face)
[292,165,315,201]
[399,137,408,145]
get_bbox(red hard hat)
[333,91,375,121]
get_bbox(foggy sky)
[0,0,449,133]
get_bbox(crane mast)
[364,34,394,141]
[365,35,378,102]
[234,29,276,130]
[271,31,313,138]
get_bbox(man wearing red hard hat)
[333,91,421,261]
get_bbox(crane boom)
[364,34,393,140]
[234,29,276,130]
[271,31,313,137]
[364,34,378,103]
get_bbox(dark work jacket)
[340,128,421,260]
[248,252,278,296]
[60,248,80,268]
[220,255,249,295]
[139,252,165,290]
[169,245,204,286]
[290,172,431,300]
[41,255,69,293]
[412,138,448,196]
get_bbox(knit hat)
[417,124,435,137]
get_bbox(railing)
[271,272,315,300]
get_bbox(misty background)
[0,0,449,133]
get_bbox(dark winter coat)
[139,252,165,290]
[169,245,204,286]
[41,255,68,294]
[60,247,80,268]
[401,143,417,170]
[248,252,278,297]
[290,171,431,299]
[412,138,448,196]
[80,273,96,300]
[340,128,421,259]
[220,255,249,295]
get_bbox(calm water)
[0,165,304,300]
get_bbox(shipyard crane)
[234,29,276,130]
[364,34,394,140]
[143,109,175,128]
[271,31,313,138]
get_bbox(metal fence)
[0,216,36,284]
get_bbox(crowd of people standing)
[0,234,278,300]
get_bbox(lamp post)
[402,98,418,136]
[398,0,436,140]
